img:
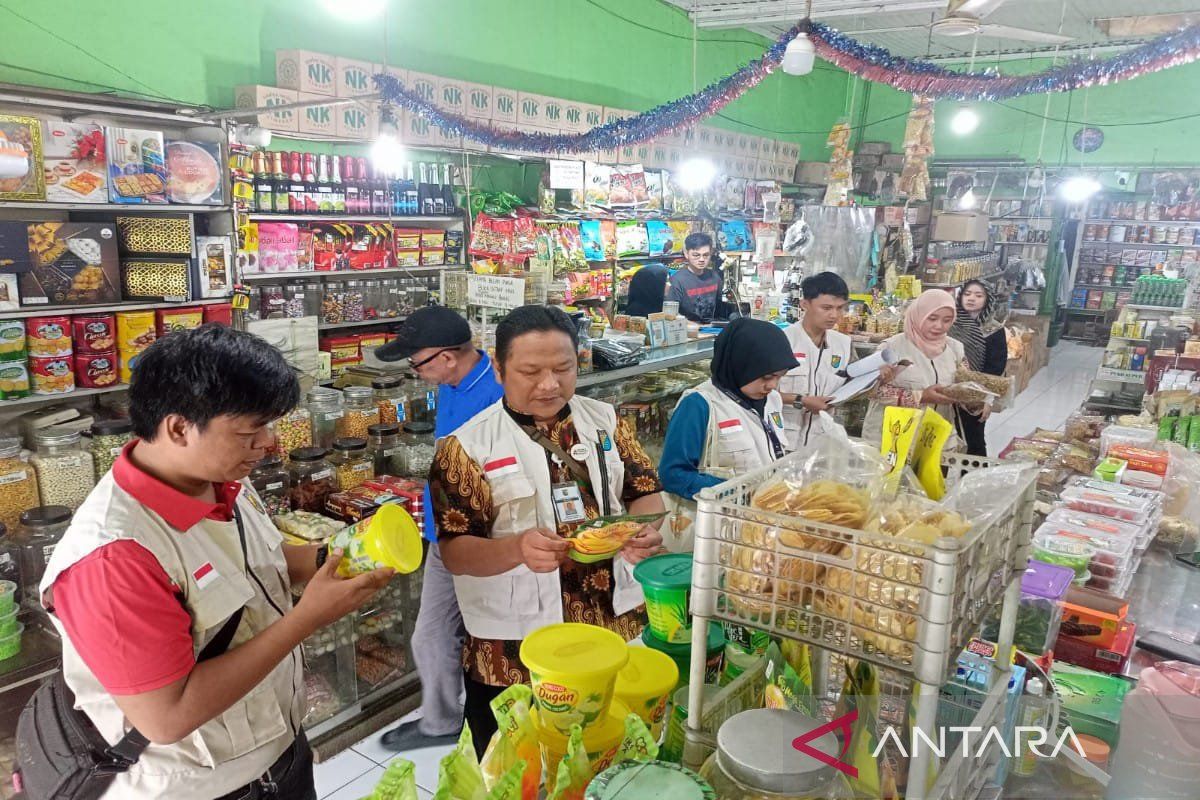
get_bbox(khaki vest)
[40,474,303,800]
[779,324,852,452]
[450,396,643,640]
[682,380,788,474]
[861,333,965,451]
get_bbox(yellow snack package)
[480,685,539,799]
[607,714,660,772]
[485,761,527,800]
[547,725,590,800]
[837,659,884,799]
[911,408,952,500]
[370,759,418,800]
[880,407,922,496]
[433,727,488,800]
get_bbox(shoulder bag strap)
[522,425,593,489]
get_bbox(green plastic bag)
[371,759,418,800]
[432,727,488,800]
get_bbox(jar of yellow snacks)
[327,438,374,491]
[0,437,38,533]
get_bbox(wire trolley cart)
[685,453,1038,800]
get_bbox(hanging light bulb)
[1060,175,1102,204]
[951,106,980,136]
[677,157,717,192]
[371,106,406,173]
[782,33,816,76]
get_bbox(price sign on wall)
[467,274,525,310]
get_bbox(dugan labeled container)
[521,622,629,736]
[614,645,679,740]
[327,503,422,578]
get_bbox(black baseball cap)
[375,305,472,362]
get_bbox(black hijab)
[950,279,995,371]
[625,264,668,317]
[711,318,800,415]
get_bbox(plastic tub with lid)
[1031,529,1094,579]
[981,560,1074,655]
[1059,478,1162,523]
[614,644,679,739]
[521,622,629,736]
[534,699,630,790]
[1034,516,1136,575]
[586,760,715,800]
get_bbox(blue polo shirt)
[422,350,503,540]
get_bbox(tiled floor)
[985,340,1104,456]
[314,709,451,799]
[312,341,1104,798]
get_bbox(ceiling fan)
[866,0,1073,45]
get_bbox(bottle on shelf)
[356,158,371,215]
[442,163,456,214]
[403,163,418,216]
[342,156,361,215]
[370,163,388,216]
[302,153,319,214]
[390,167,404,217]
[419,163,437,216]
[252,151,272,213]
[288,152,306,214]
[271,151,289,213]
[316,155,333,214]
[330,155,345,215]
[431,163,445,215]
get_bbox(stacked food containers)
[72,313,118,389]
[116,310,156,384]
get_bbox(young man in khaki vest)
[38,325,392,799]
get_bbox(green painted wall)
[855,57,1200,167]
[0,0,846,159]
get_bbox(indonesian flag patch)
[193,562,218,589]
[718,419,744,436]
[484,456,520,477]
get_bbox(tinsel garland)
[808,21,1200,101]
[372,21,1200,154]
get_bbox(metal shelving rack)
[686,452,1038,800]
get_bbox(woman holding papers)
[949,280,1008,456]
[862,288,969,451]
[780,271,854,453]
[658,319,798,549]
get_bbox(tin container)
[29,355,74,395]
[25,316,72,357]
[74,352,118,389]
[71,315,116,354]
[0,362,30,399]
[115,311,156,351]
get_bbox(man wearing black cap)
[376,306,502,751]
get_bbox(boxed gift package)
[23,221,121,306]
[107,127,167,204]
[42,121,107,203]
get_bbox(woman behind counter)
[949,280,1008,456]
[429,305,665,755]
[658,318,799,549]
[862,288,969,450]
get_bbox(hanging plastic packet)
[370,758,418,800]
[484,761,527,800]
[880,407,922,496]
[609,713,660,769]
[547,725,591,800]
[432,727,488,800]
[838,659,884,798]
[480,684,540,799]
[911,408,952,500]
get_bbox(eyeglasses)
[408,347,455,370]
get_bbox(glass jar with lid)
[285,284,306,318]
[15,506,71,606]
[243,285,263,322]
[30,427,95,510]
[275,406,313,458]
[408,279,429,310]
[250,455,292,517]
[367,423,404,476]
[407,378,437,425]
[89,418,133,480]
[288,447,335,512]
[327,438,374,491]
[261,284,286,318]
[343,281,365,322]
[323,281,346,324]
[697,709,850,800]
[372,376,408,426]
[336,386,379,439]
[363,279,383,319]
[0,523,20,598]
[303,282,324,317]
[306,387,344,450]
[0,436,38,533]
[379,279,400,318]
[401,422,435,479]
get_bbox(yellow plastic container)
[521,623,629,736]
[329,503,423,578]
[614,645,679,740]
[534,700,629,789]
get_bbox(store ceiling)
[660,0,1200,60]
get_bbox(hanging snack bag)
[547,726,590,800]
[584,164,613,206]
[433,727,489,800]
[645,221,672,257]
[880,407,922,496]
[667,221,690,253]
[911,408,952,500]
[480,685,539,800]
[718,219,751,251]
[616,221,648,259]
[580,220,604,262]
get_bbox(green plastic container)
[642,623,725,689]
[0,622,22,661]
[0,606,16,638]
[634,553,693,644]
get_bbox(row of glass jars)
[0,420,136,533]
[279,384,436,455]
[244,278,433,323]
[0,505,71,607]
[266,423,434,514]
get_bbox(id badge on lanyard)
[551,482,587,524]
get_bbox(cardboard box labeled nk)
[234,86,299,133]
[336,102,379,140]
[298,93,337,138]
[932,211,991,243]
[464,83,494,120]
[335,57,377,98]
[276,50,337,96]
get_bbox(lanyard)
[520,425,613,517]
[719,389,785,461]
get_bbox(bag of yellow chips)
[480,685,539,799]
[433,727,488,800]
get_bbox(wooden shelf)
[0,385,126,409]
[318,318,406,332]
[0,201,229,213]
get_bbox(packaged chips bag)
[480,685,539,799]
[880,407,922,496]
[433,727,488,800]
[370,758,419,800]
[547,725,590,800]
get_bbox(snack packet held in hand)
[480,685,539,799]
[911,408,952,500]
[485,761,527,800]
[371,759,418,800]
[433,727,488,800]
[547,725,590,800]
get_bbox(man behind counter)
[665,232,725,323]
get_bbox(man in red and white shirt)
[35,326,393,800]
